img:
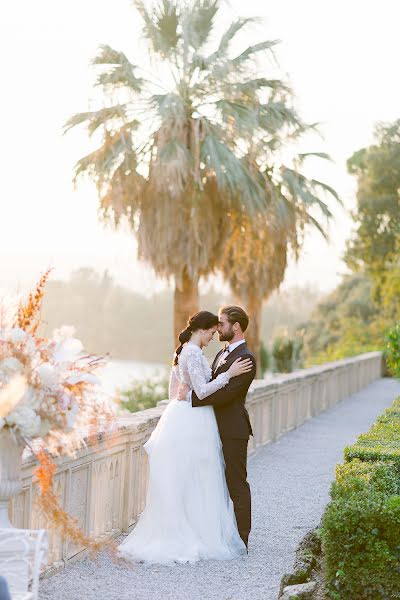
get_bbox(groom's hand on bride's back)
[177,383,190,401]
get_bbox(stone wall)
[10,351,383,573]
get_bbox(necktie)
[216,345,230,370]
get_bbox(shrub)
[272,334,304,373]
[344,398,400,463]
[385,322,400,378]
[117,374,169,412]
[321,397,400,599]
[260,341,271,377]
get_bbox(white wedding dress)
[117,342,247,564]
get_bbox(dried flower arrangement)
[0,270,115,551]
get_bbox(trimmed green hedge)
[344,399,400,463]
[321,398,400,599]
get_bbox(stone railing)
[9,351,383,574]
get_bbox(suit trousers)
[221,437,251,546]
[0,577,11,600]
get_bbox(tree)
[65,0,312,339]
[300,273,384,364]
[346,119,400,303]
[220,154,339,360]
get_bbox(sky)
[1,0,399,297]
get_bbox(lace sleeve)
[168,367,180,401]
[185,347,230,400]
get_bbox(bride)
[118,310,252,565]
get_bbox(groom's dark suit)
[191,342,256,547]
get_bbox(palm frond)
[216,99,258,134]
[63,105,129,136]
[100,157,144,225]
[280,167,334,221]
[201,17,258,66]
[310,178,343,205]
[225,77,291,99]
[134,0,180,58]
[258,102,303,135]
[301,212,329,240]
[92,44,143,92]
[298,152,332,162]
[73,124,138,186]
[231,39,280,68]
[208,39,279,81]
[154,140,192,196]
[92,44,131,66]
[200,131,266,212]
[184,0,219,50]
[150,93,186,120]
[219,212,289,302]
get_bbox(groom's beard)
[218,328,234,342]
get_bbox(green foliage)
[385,322,400,378]
[272,335,294,372]
[271,333,303,373]
[259,341,271,377]
[302,119,400,367]
[118,374,169,412]
[321,398,400,599]
[301,274,385,365]
[344,398,400,463]
[345,120,400,300]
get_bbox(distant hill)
[39,268,321,363]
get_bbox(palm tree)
[65,0,309,339]
[221,153,340,361]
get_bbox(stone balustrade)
[9,351,383,574]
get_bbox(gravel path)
[39,378,400,600]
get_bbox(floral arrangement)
[0,271,115,551]
[0,270,108,452]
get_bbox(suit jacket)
[192,342,256,440]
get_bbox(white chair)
[0,529,47,600]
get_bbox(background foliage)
[300,119,400,366]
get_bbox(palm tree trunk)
[243,295,262,375]
[173,268,200,342]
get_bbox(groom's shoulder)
[241,343,255,357]
[241,345,256,363]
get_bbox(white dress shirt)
[227,339,246,353]
[215,339,246,371]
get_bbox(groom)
[179,305,256,548]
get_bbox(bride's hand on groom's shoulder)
[177,383,190,401]
[228,358,253,378]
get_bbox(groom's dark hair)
[220,305,249,332]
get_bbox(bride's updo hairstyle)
[173,311,219,365]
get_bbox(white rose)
[36,363,56,387]
[53,338,83,363]
[58,392,71,410]
[0,357,24,374]
[22,337,37,358]
[39,418,52,438]
[7,405,41,438]
[7,328,27,344]
[52,325,76,343]
[26,387,43,410]
[65,402,79,430]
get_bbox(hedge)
[321,398,400,599]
